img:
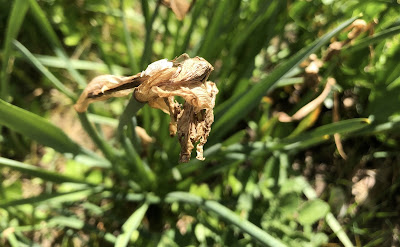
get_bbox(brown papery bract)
[74,54,218,163]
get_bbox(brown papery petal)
[74,74,143,112]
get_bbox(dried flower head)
[134,54,217,163]
[74,54,218,163]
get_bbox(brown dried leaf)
[278,78,336,122]
[176,81,218,162]
[74,74,144,112]
[162,0,191,20]
[135,126,155,146]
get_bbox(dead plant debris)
[74,54,218,163]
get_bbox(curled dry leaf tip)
[74,53,218,163]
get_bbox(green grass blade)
[115,203,149,247]
[77,112,118,162]
[13,40,76,100]
[27,0,86,87]
[345,25,400,52]
[178,0,207,55]
[271,118,371,151]
[88,114,118,127]
[0,157,93,185]
[0,187,103,208]
[0,98,82,155]
[165,192,287,247]
[303,181,354,247]
[211,16,358,142]
[120,0,139,72]
[141,0,162,68]
[283,118,371,142]
[197,0,230,59]
[0,0,30,100]
[31,54,129,74]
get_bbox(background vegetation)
[1,0,400,246]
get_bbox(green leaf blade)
[0,157,93,185]
[165,192,287,247]
[0,98,82,155]
[212,16,359,142]
[115,203,149,247]
[0,0,30,100]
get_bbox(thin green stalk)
[118,96,146,135]
[27,0,87,87]
[345,25,400,52]
[141,0,162,68]
[172,20,184,56]
[94,34,117,74]
[118,96,155,189]
[165,192,287,247]
[0,157,95,185]
[303,183,354,247]
[13,40,76,100]
[77,112,118,162]
[1,0,29,101]
[120,133,155,189]
[120,0,139,72]
[178,0,206,55]
[115,203,149,247]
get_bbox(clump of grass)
[1,0,400,246]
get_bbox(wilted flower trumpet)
[74,54,218,163]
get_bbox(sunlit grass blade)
[115,203,149,247]
[197,0,230,59]
[88,113,118,127]
[120,0,139,72]
[211,16,358,142]
[0,98,84,155]
[303,181,354,247]
[141,0,161,68]
[13,40,76,100]
[0,187,103,208]
[271,118,371,151]
[165,192,287,247]
[178,0,207,55]
[27,0,86,87]
[31,54,129,74]
[345,25,400,52]
[0,157,93,185]
[118,97,156,188]
[0,0,29,100]
[77,112,118,162]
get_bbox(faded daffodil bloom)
[74,54,218,163]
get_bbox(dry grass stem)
[278,78,336,122]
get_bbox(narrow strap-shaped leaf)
[115,203,149,247]
[0,98,82,155]
[27,0,86,87]
[303,181,354,247]
[345,25,400,52]
[120,0,139,72]
[0,187,103,208]
[0,0,30,100]
[13,40,76,100]
[77,112,118,162]
[211,16,358,142]
[248,118,371,152]
[165,192,287,247]
[0,157,93,185]
[24,54,129,73]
